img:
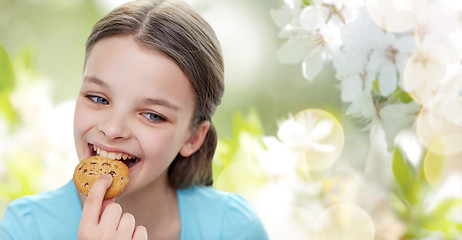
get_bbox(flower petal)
[299,6,320,31]
[277,117,300,143]
[270,4,294,29]
[310,120,334,141]
[340,75,362,102]
[346,92,376,118]
[302,51,324,81]
[311,142,336,153]
[378,61,398,96]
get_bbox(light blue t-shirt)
[0,180,269,240]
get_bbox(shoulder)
[177,185,253,215]
[178,186,269,239]
[0,180,81,240]
[5,180,80,216]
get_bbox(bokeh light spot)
[402,45,450,105]
[265,205,317,240]
[414,1,462,48]
[424,150,462,188]
[215,159,267,194]
[416,108,462,156]
[313,203,375,240]
[366,0,427,33]
[289,108,344,171]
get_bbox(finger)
[132,225,148,240]
[116,213,136,238]
[80,174,113,225]
[99,202,123,231]
[100,198,116,216]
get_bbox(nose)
[98,110,130,141]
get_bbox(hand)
[78,174,147,240]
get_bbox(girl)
[0,0,269,239]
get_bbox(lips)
[90,144,140,169]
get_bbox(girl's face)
[74,36,205,195]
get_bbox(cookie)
[73,156,129,199]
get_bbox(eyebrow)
[143,97,179,111]
[83,76,110,90]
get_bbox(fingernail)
[101,174,112,180]
[142,226,148,240]
[138,226,148,239]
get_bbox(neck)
[117,171,174,210]
[117,172,180,239]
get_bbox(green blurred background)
[0,0,342,137]
[0,0,343,205]
[4,1,462,239]
[0,0,347,236]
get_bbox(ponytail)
[168,123,217,188]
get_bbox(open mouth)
[90,144,140,169]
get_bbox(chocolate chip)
[82,169,87,174]
[109,171,116,176]
[102,162,110,166]
[84,182,89,187]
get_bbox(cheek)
[140,129,187,163]
[73,100,94,158]
[73,102,87,137]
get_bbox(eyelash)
[85,94,166,124]
[141,112,167,123]
[86,94,109,105]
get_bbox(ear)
[179,121,210,157]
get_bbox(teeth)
[107,152,117,160]
[100,150,108,158]
[94,146,136,161]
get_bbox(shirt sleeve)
[222,194,269,240]
[0,198,37,240]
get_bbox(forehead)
[83,35,196,113]
[85,36,183,82]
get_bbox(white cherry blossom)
[368,33,415,96]
[257,136,298,180]
[272,0,362,81]
[366,0,428,33]
[274,109,344,171]
[277,113,336,153]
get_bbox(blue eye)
[141,112,166,123]
[86,95,109,105]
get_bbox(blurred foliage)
[0,151,43,201]
[0,0,343,137]
[0,46,17,130]
[1,40,462,238]
[392,147,462,239]
[4,0,459,239]
[213,109,268,193]
[0,45,44,215]
[0,0,102,102]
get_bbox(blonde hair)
[85,0,224,188]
